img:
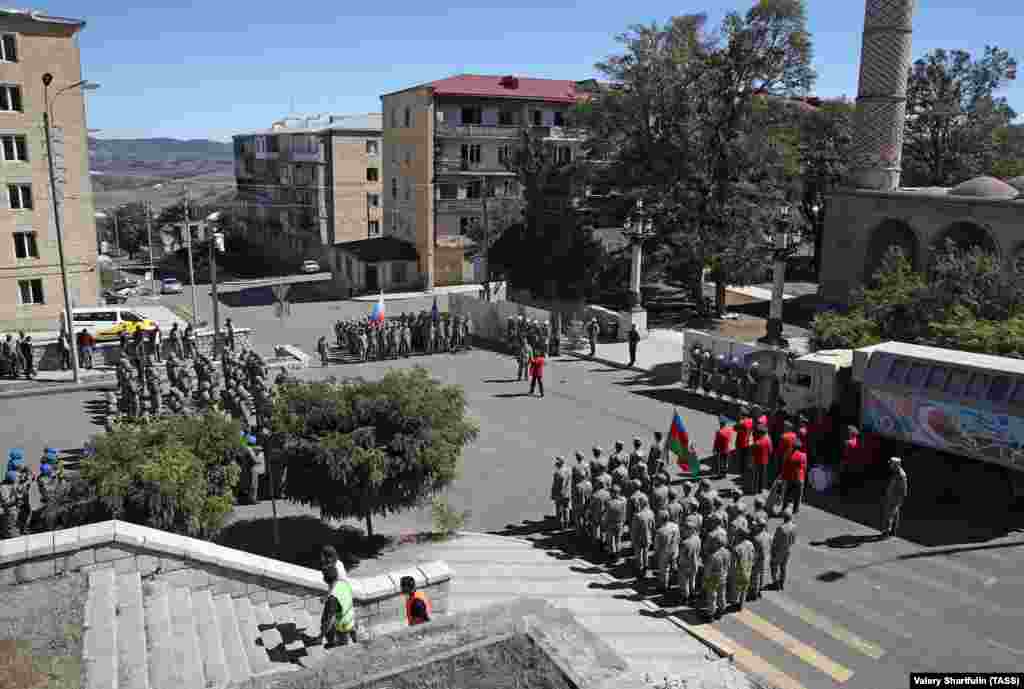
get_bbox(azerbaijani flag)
[667,409,699,478]
[370,290,385,325]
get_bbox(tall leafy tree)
[902,46,1018,186]
[581,1,815,310]
[99,202,152,259]
[269,369,479,538]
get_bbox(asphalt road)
[4,336,1024,688]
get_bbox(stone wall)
[0,520,450,639]
[448,294,553,346]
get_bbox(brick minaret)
[849,0,917,191]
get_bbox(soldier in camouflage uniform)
[630,494,655,578]
[550,457,572,530]
[591,446,608,478]
[677,514,702,604]
[650,474,670,515]
[628,437,645,474]
[728,525,756,611]
[0,470,20,538]
[749,517,771,601]
[653,509,680,593]
[603,484,628,561]
[666,487,684,528]
[573,467,594,540]
[588,475,611,552]
[626,479,645,527]
[608,441,625,473]
[702,526,731,620]
[771,508,797,591]
[647,432,665,478]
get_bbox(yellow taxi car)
[71,307,158,342]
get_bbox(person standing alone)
[528,349,545,398]
[627,324,640,367]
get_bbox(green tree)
[99,203,151,260]
[81,412,243,538]
[902,46,1018,186]
[269,369,479,538]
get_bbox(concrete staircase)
[83,568,329,689]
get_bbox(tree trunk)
[813,219,824,281]
[365,512,374,539]
[715,281,726,316]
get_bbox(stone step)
[115,572,150,689]
[142,586,174,689]
[167,586,205,689]
[83,568,118,689]
[214,594,252,685]
[232,597,272,676]
[191,589,229,689]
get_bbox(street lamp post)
[759,202,796,348]
[206,212,224,356]
[622,199,655,337]
[42,74,99,384]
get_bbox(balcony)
[435,122,521,139]
[435,159,516,175]
[540,126,587,141]
[436,198,485,214]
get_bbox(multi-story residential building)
[0,8,97,332]
[233,113,383,273]
[380,75,587,288]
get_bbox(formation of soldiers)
[110,343,275,436]
[683,343,767,402]
[328,312,473,364]
[507,315,559,358]
[0,331,36,379]
[550,436,798,621]
[0,448,70,539]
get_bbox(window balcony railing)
[435,159,516,175]
[434,123,522,139]
[436,198,486,213]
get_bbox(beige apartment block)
[0,9,97,333]
[233,113,383,278]
[381,75,586,289]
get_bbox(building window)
[459,217,479,235]
[17,278,43,305]
[0,85,22,112]
[368,220,380,236]
[393,261,406,284]
[554,111,565,126]
[0,134,26,161]
[461,107,482,125]
[404,106,411,127]
[390,109,397,128]
[404,179,411,201]
[391,177,398,200]
[498,144,512,166]
[12,231,37,258]
[499,109,518,126]
[502,180,517,197]
[532,110,542,126]
[7,184,31,209]
[367,193,380,208]
[268,137,279,153]
[391,210,398,232]
[438,184,458,200]
[466,181,482,199]
[404,149,411,165]
[366,140,378,156]
[367,167,379,182]
[460,144,481,166]
[557,146,573,165]
[0,35,16,63]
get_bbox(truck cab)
[781,349,854,416]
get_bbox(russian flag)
[667,408,699,477]
[370,290,385,325]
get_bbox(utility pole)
[42,106,80,383]
[112,211,119,261]
[480,175,490,301]
[184,187,199,328]
[146,200,155,293]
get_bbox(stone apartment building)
[380,74,587,289]
[233,113,383,270]
[0,8,97,332]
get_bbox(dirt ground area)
[0,572,87,689]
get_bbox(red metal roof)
[422,74,582,103]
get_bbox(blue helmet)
[7,457,23,471]
[246,435,258,446]
[39,463,52,477]
[8,449,22,461]
[45,447,59,460]
[5,470,17,484]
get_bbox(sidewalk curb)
[0,379,116,400]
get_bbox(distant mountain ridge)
[89,137,234,179]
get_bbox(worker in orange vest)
[401,576,432,626]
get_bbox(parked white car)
[301,260,321,274]
[160,278,184,294]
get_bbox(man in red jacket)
[781,439,807,514]
[750,425,772,495]
[839,426,860,495]
[713,416,734,478]
[734,407,753,478]
[775,421,798,484]
[529,350,546,398]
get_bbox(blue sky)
[46,0,1024,141]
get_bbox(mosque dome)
[947,176,1019,200]
[1006,176,1024,194]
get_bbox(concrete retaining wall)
[0,520,450,638]
[448,294,553,345]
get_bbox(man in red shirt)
[781,439,807,514]
[750,425,772,495]
[528,350,546,398]
[753,405,769,428]
[775,421,798,484]
[713,416,734,478]
[840,426,860,495]
[734,407,753,477]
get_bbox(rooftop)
[336,236,419,263]
[383,74,582,103]
[0,6,84,28]
[233,113,382,138]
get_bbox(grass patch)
[0,571,87,689]
[166,303,194,324]
[355,635,575,689]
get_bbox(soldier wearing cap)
[728,499,749,547]
[573,468,594,540]
[749,517,771,600]
[551,456,572,530]
[609,441,625,472]
[771,508,797,591]
[627,437,644,473]
[701,525,731,621]
[603,484,628,561]
[0,469,20,538]
[650,474,670,515]
[728,524,756,611]
[588,476,612,552]
[630,493,655,578]
[677,514,702,604]
[626,479,645,527]
[653,509,680,593]
[665,487,684,528]
[882,456,907,538]
[752,495,769,525]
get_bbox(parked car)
[102,290,128,305]
[72,307,157,342]
[160,277,184,294]
[111,278,139,290]
[301,260,321,274]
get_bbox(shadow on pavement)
[627,386,739,418]
[810,534,886,549]
[493,392,533,398]
[215,514,392,573]
[481,378,521,384]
